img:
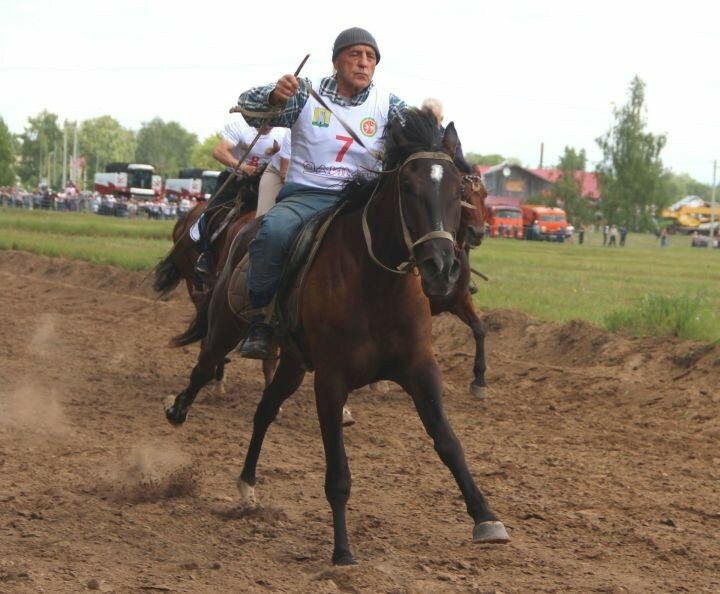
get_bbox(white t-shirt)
[285,82,390,190]
[221,115,287,171]
[269,129,291,171]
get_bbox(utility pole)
[711,160,717,244]
[62,124,68,188]
[72,121,78,185]
[52,141,57,188]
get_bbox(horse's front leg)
[450,293,488,399]
[165,294,244,426]
[400,358,508,543]
[314,374,354,565]
[165,348,224,426]
[238,355,305,504]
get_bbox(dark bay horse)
[155,170,491,400]
[164,109,508,564]
[152,175,277,388]
[430,174,490,398]
[368,174,489,397]
[152,170,262,308]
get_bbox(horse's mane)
[339,108,443,210]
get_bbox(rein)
[361,151,459,274]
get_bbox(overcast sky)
[2,0,719,185]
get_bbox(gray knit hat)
[332,27,381,63]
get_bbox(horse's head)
[384,111,464,298]
[459,175,489,248]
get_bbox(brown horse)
[430,174,490,398]
[152,175,278,387]
[164,108,508,564]
[156,173,490,400]
[152,170,262,308]
[368,174,488,397]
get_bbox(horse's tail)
[153,252,182,296]
[171,293,210,347]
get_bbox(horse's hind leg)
[400,358,508,544]
[238,356,305,504]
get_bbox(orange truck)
[521,204,568,241]
[487,204,524,238]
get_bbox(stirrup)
[240,315,275,360]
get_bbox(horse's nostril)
[424,256,441,276]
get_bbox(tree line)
[0,113,222,191]
[0,76,713,231]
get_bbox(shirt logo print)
[312,108,331,128]
[360,118,377,137]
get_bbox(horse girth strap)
[362,151,458,274]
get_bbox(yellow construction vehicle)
[660,196,720,234]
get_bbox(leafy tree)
[554,146,586,171]
[79,116,136,182]
[190,133,223,172]
[662,171,711,204]
[546,146,594,225]
[135,118,198,179]
[17,110,63,188]
[595,76,667,231]
[465,152,505,167]
[0,118,16,186]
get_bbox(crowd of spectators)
[0,185,197,220]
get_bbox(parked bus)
[94,163,162,200]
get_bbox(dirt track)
[1,250,718,593]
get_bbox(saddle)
[227,202,347,369]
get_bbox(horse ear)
[442,122,459,157]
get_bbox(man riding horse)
[193,117,288,276]
[234,27,409,359]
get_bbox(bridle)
[362,151,470,274]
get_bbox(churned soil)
[1,250,718,593]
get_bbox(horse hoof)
[342,407,356,427]
[470,383,488,400]
[164,398,188,426]
[238,479,257,505]
[332,551,357,566]
[473,520,509,543]
[165,406,187,426]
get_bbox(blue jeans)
[247,188,338,308]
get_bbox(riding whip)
[204,53,311,212]
[166,53,311,253]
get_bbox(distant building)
[476,162,600,208]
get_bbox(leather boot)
[240,311,275,360]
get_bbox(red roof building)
[474,162,600,206]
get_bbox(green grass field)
[2,208,718,341]
[0,209,173,270]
